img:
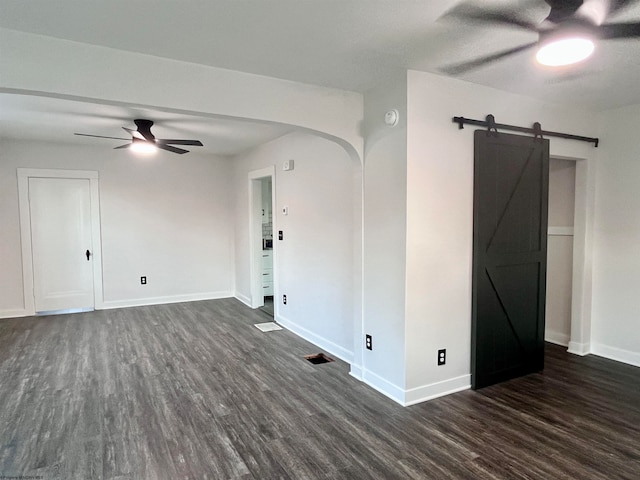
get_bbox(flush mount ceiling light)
[129,137,158,155]
[536,37,595,66]
[536,27,596,66]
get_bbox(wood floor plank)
[1,298,639,479]
[215,413,293,480]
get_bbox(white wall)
[402,70,599,403]
[591,103,640,367]
[0,138,234,316]
[233,132,359,362]
[0,28,363,160]
[360,76,408,397]
[546,159,576,346]
[549,159,577,228]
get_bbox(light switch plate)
[282,206,289,215]
[283,160,294,171]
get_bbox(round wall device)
[384,109,399,127]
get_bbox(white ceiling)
[1,0,639,151]
[0,94,293,156]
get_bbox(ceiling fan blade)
[608,0,640,15]
[74,133,130,141]
[78,119,199,154]
[156,139,204,146]
[157,144,189,155]
[122,126,145,140]
[441,42,538,75]
[441,3,540,31]
[599,21,640,38]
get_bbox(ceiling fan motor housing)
[545,0,584,24]
[134,119,156,141]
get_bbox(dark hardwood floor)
[0,298,638,479]
[259,296,274,318]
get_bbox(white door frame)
[568,156,595,356]
[248,166,276,309]
[547,156,595,356]
[17,168,104,315]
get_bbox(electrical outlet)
[365,334,372,351]
[278,230,283,240]
[140,276,147,285]
[283,294,287,305]
[438,349,446,366]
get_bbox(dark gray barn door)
[472,130,549,389]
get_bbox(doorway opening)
[260,176,274,318]
[248,167,276,319]
[545,154,593,356]
[545,158,577,347]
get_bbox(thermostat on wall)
[283,159,295,171]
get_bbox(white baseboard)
[360,368,405,405]
[548,226,574,236]
[0,308,29,319]
[545,330,570,347]
[357,368,471,407]
[568,340,590,356]
[101,291,233,310]
[276,313,354,364]
[349,363,363,380]
[591,343,640,368]
[3,292,235,318]
[403,375,471,406]
[234,293,252,308]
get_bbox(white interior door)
[29,177,95,312]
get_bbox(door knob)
[86,249,92,261]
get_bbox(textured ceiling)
[1,0,639,150]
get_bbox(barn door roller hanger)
[452,114,599,147]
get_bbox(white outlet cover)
[283,159,295,171]
[282,206,289,215]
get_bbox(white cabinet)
[261,250,273,296]
[261,178,272,224]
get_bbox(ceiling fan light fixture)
[130,139,157,155]
[536,37,595,66]
[77,118,202,155]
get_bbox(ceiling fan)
[75,119,203,154]
[440,0,640,74]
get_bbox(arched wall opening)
[0,90,365,373]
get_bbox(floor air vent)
[304,353,334,365]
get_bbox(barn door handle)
[86,249,92,261]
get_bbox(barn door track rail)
[453,114,599,147]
